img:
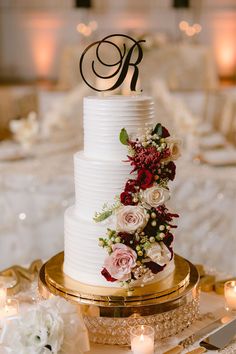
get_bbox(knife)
[200,317,236,350]
[179,312,235,348]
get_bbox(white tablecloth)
[0,133,80,269]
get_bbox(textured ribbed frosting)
[74,152,130,219]
[84,96,154,160]
[64,95,175,287]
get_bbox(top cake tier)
[83,95,154,160]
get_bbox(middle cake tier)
[74,151,131,220]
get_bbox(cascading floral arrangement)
[94,123,181,287]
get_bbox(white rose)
[142,186,170,209]
[164,137,182,162]
[116,205,148,234]
[146,242,172,266]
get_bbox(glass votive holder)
[224,280,236,313]
[130,325,154,354]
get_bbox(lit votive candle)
[130,325,154,354]
[224,280,236,312]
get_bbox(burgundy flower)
[156,205,179,224]
[160,161,176,181]
[161,126,170,138]
[125,179,138,193]
[145,262,165,274]
[118,232,138,247]
[137,169,153,190]
[169,247,174,261]
[163,232,174,247]
[128,146,162,173]
[101,268,117,282]
[120,191,135,206]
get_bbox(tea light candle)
[224,280,236,312]
[130,325,154,354]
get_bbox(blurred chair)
[0,87,37,141]
[141,43,219,92]
[215,92,236,145]
[57,45,84,89]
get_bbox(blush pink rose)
[104,243,137,281]
[116,205,148,234]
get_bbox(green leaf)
[94,210,112,223]
[119,128,129,145]
[153,123,162,137]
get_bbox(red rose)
[137,169,153,190]
[120,191,134,205]
[101,268,117,282]
[125,179,138,193]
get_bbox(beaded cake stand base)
[39,252,200,345]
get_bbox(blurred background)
[1,0,236,274]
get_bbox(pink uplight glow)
[214,38,236,77]
[212,13,236,77]
[31,33,56,77]
[26,16,61,77]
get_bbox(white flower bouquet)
[0,297,90,354]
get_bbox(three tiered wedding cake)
[64,95,180,288]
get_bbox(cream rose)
[164,137,182,162]
[116,205,148,233]
[146,242,172,266]
[104,243,137,281]
[142,186,170,209]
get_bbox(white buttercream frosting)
[74,152,130,219]
[64,95,175,287]
[83,95,154,160]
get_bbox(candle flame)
[140,334,144,341]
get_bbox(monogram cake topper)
[79,34,145,92]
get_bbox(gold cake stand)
[39,252,199,345]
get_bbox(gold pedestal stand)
[39,252,200,345]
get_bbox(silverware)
[200,317,236,350]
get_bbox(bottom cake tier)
[64,206,175,288]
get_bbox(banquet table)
[0,267,236,354]
[87,290,235,353]
[172,159,236,275]
[1,143,236,275]
[0,131,81,269]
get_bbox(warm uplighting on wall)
[31,33,57,77]
[179,21,202,37]
[212,13,236,78]
[24,16,62,78]
[214,39,236,78]
[76,20,97,37]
